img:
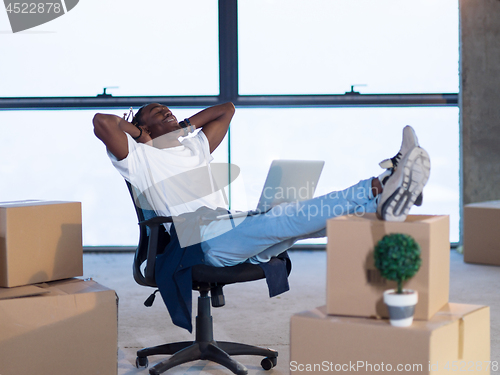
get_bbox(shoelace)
[390,152,402,168]
[379,152,402,170]
[378,152,402,186]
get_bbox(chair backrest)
[126,181,170,287]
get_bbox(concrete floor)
[82,250,499,375]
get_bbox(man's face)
[141,103,180,138]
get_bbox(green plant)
[374,233,422,294]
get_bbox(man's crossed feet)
[376,125,431,222]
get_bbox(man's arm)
[93,113,150,160]
[188,102,235,153]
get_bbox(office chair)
[127,182,291,375]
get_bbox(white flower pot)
[383,289,418,327]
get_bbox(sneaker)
[377,125,424,207]
[377,127,431,221]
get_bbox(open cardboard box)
[464,200,500,266]
[0,200,83,287]
[0,278,118,375]
[327,213,450,320]
[291,304,490,374]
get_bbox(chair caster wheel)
[136,356,149,369]
[261,356,277,370]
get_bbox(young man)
[94,102,431,261]
[93,103,430,331]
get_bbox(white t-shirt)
[108,131,228,219]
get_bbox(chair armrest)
[144,225,161,285]
[136,215,178,286]
[139,216,176,226]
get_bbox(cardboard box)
[0,278,118,375]
[0,200,83,287]
[464,201,500,266]
[327,214,450,320]
[290,304,490,374]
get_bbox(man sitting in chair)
[93,102,430,331]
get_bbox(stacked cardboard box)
[0,279,118,375]
[291,213,491,374]
[326,214,450,320]
[0,201,118,375]
[0,200,83,287]
[463,200,500,266]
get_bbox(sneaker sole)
[378,147,430,222]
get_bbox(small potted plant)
[374,233,422,327]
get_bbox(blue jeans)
[200,178,378,266]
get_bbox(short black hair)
[132,104,149,127]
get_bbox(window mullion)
[218,0,239,103]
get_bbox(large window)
[239,0,459,95]
[0,0,460,246]
[230,107,459,243]
[0,0,219,97]
[0,108,228,246]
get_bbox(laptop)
[216,160,325,220]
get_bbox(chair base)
[137,340,278,375]
[136,292,278,375]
